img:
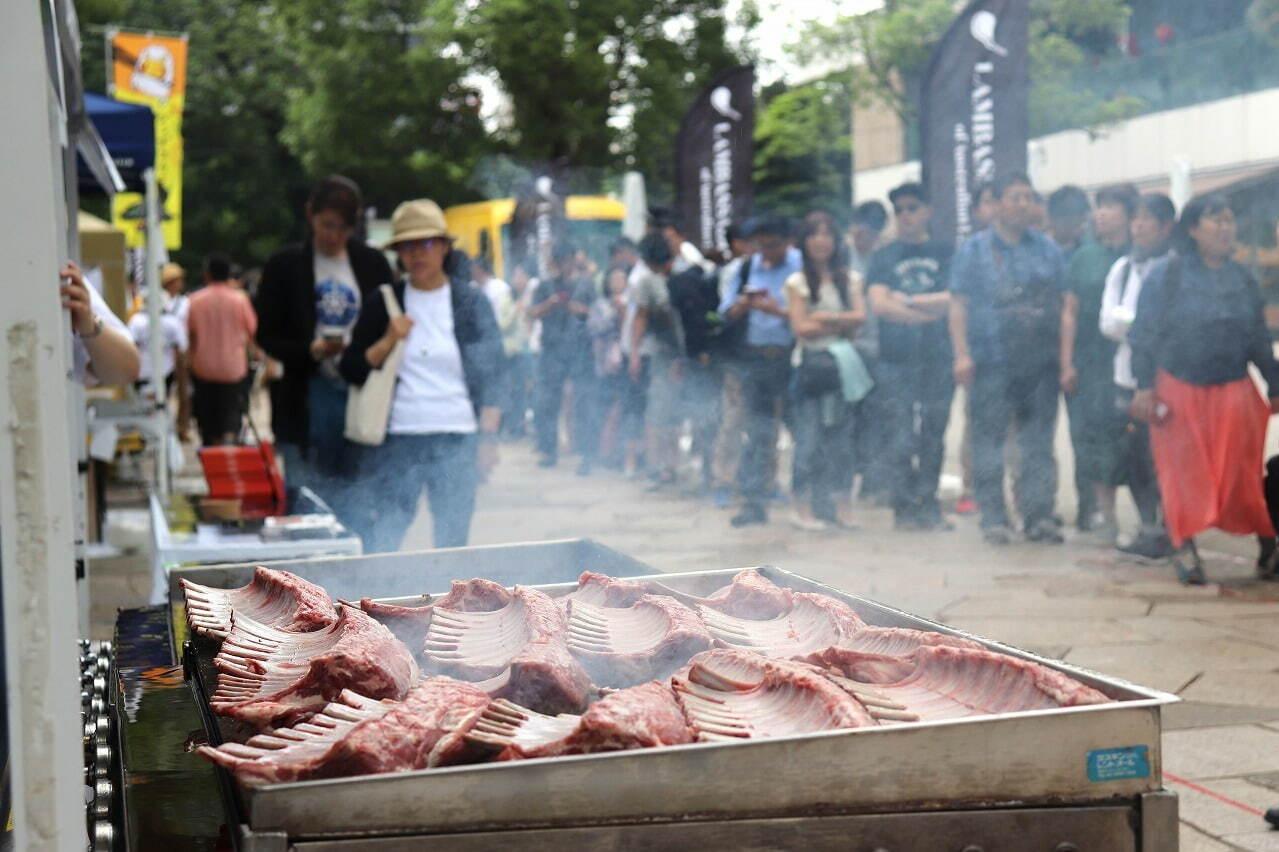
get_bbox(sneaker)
[712,487,733,509]
[1118,530,1173,560]
[768,488,789,506]
[955,496,978,515]
[1025,518,1065,544]
[982,524,1012,545]
[1173,542,1206,586]
[731,504,767,527]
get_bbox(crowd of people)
[94,169,1279,586]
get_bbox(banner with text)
[675,66,755,261]
[108,30,188,249]
[919,0,1029,246]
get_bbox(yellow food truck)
[444,195,625,277]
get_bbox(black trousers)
[1115,388,1163,529]
[881,360,955,520]
[192,376,245,445]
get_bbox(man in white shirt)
[1098,192,1176,560]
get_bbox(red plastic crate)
[198,441,286,518]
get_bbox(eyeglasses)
[397,237,447,252]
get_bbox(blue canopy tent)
[76,93,153,193]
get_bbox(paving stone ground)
[91,417,1279,848]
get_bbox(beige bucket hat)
[385,199,452,248]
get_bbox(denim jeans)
[277,375,360,521]
[969,362,1060,530]
[348,433,478,553]
[790,390,855,514]
[534,349,591,460]
[879,360,955,520]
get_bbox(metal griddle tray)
[188,566,1177,840]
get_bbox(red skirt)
[1150,371,1275,547]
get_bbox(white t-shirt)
[128,310,188,382]
[314,251,361,380]
[388,284,477,435]
[477,277,512,315]
[73,279,131,385]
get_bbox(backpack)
[667,265,723,359]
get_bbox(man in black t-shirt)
[865,183,955,530]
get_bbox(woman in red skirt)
[1128,193,1279,584]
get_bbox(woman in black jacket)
[254,175,394,505]
[338,199,502,552]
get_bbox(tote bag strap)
[381,283,402,320]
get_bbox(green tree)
[753,75,853,221]
[461,0,754,204]
[78,0,311,268]
[275,0,490,218]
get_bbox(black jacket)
[254,239,394,449]
[338,278,502,416]
[1130,252,1279,391]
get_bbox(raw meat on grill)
[698,592,864,658]
[360,578,592,714]
[198,678,490,786]
[839,625,984,658]
[672,649,877,742]
[565,595,714,687]
[356,596,434,654]
[649,568,795,620]
[811,645,1110,721]
[468,681,694,760]
[210,606,420,729]
[557,572,652,610]
[182,566,336,639]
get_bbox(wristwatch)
[78,315,104,340]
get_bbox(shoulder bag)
[344,284,406,446]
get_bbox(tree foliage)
[77,0,750,267]
[461,0,752,204]
[753,75,852,221]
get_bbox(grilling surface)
[186,568,1111,789]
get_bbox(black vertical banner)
[675,65,755,261]
[919,0,1030,246]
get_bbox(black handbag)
[796,349,842,397]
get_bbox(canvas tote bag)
[344,284,406,446]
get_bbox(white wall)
[854,87,1279,203]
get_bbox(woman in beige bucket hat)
[339,199,503,551]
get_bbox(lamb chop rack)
[698,591,865,658]
[210,605,420,729]
[808,644,1111,722]
[565,594,714,688]
[467,681,693,760]
[182,566,336,639]
[671,649,878,742]
[358,578,592,715]
[198,677,490,787]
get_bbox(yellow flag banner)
[108,30,188,249]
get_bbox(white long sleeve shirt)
[1099,249,1171,390]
